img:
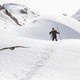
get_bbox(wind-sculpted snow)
[0,36,52,80]
[0,3,39,26]
[15,17,80,40]
[3,3,39,17]
[0,3,80,80]
[72,9,80,22]
[30,40,80,80]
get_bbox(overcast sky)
[0,0,80,16]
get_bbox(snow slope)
[0,3,80,80]
[0,3,39,26]
[72,9,80,22]
[14,15,80,40]
[0,36,52,80]
[31,40,80,80]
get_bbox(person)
[49,28,60,41]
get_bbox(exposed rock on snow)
[0,2,80,80]
[0,46,28,51]
[0,3,39,26]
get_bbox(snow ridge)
[72,9,80,22]
[0,2,80,80]
[0,3,39,26]
[21,42,53,80]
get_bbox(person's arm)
[49,31,52,35]
[57,31,60,34]
[56,30,60,34]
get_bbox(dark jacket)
[49,30,59,37]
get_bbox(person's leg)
[55,36,57,41]
[55,38,57,41]
[52,37,54,41]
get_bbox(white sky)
[0,0,80,16]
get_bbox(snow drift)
[0,3,80,80]
[14,16,80,40]
[72,9,80,22]
[0,3,39,26]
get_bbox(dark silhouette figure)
[49,28,60,41]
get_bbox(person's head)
[52,28,54,30]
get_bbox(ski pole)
[56,27,62,41]
[50,34,52,41]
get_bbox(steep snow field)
[31,40,80,80]
[0,3,39,26]
[72,9,80,22]
[0,3,80,80]
[14,16,80,40]
[0,36,52,80]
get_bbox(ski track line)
[19,42,53,80]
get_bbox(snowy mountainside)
[31,39,80,80]
[0,3,39,26]
[0,14,80,40]
[0,36,52,80]
[72,9,80,22]
[15,16,80,40]
[0,3,80,80]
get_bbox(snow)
[72,9,80,22]
[0,2,80,80]
[0,3,39,26]
[0,36,52,80]
[14,16,80,40]
[3,3,39,18]
[31,40,80,80]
